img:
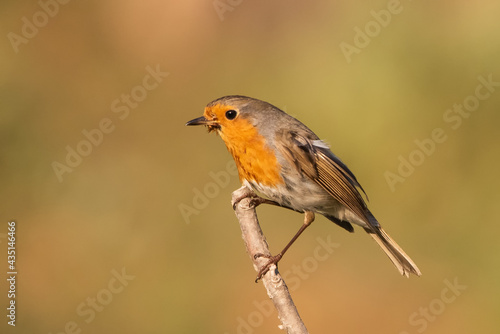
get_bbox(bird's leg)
[254,211,315,282]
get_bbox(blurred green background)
[1,1,499,333]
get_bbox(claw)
[254,253,265,260]
[231,186,257,210]
[254,253,283,282]
[249,197,280,208]
[232,186,282,210]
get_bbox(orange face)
[188,103,284,187]
[202,103,238,134]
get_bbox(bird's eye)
[225,110,237,120]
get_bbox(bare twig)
[231,186,309,334]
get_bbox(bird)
[186,95,421,281]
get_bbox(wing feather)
[275,130,422,276]
[276,130,373,227]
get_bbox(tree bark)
[231,186,309,334]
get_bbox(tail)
[367,226,422,278]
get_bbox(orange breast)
[219,118,283,187]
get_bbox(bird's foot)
[253,253,283,283]
[231,186,279,210]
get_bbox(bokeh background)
[1,1,499,333]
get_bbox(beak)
[186,116,208,126]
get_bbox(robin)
[186,95,421,281]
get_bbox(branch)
[231,186,309,334]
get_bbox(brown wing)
[276,130,422,276]
[276,130,374,228]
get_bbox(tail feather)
[368,227,422,278]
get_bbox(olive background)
[1,1,499,333]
